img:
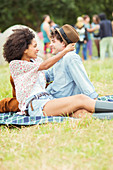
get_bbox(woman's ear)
[24,49,28,54]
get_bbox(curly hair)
[3,28,35,63]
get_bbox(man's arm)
[0,76,19,113]
[65,53,98,99]
[45,67,54,83]
[45,67,54,88]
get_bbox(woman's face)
[25,38,39,60]
[93,17,96,24]
[46,16,50,23]
[86,16,90,23]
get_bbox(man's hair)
[50,29,63,43]
[99,13,106,20]
[3,28,35,63]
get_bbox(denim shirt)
[45,51,98,99]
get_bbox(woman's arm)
[87,25,100,33]
[38,43,75,71]
[10,75,16,97]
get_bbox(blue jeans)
[76,43,87,60]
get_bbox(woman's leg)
[70,109,92,118]
[94,39,100,57]
[43,94,96,116]
[87,40,92,59]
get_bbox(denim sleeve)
[65,54,98,99]
[44,67,54,83]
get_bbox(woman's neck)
[21,55,30,62]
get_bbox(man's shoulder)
[101,20,110,24]
[63,51,80,61]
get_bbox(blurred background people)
[99,13,113,60]
[83,15,92,60]
[49,20,59,30]
[91,15,100,58]
[112,12,113,36]
[75,16,88,60]
[41,14,52,60]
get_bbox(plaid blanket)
[0,95,113,125]
[0,112,76,125]
[98,95,113,102]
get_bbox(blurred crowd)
[40,13,113,61]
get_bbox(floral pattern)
[9,57,46,111]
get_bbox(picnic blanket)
[1,95,113,125]
[0,113,76,125]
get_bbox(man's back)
[100,19,112,38]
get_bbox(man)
[45,24,98,99]
[0,24,98,113]
[99,13,113,60]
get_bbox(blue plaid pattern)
[0,95,113,125]
[0,112,76,125]
[98,95,113,102]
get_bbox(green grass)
[1,45,113,169]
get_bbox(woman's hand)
[87,25,100,33]
[38,43,75,71]
[84,40,87,44]
[64,43,75,53]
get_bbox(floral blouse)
[9,57,46,111]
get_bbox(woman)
[75,16,88,60]
[3,28,113,117]
[40,14,52,60]
[83,15,92,60]
[87,15,100,58]
[92,15,100,57]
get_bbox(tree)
[0,0,112,32]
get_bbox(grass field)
[1,44,113,170]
